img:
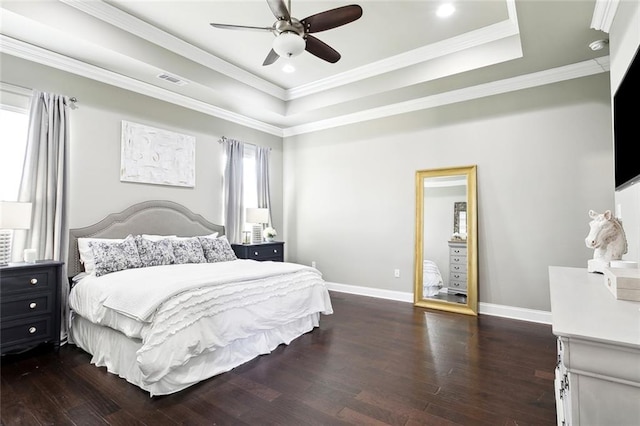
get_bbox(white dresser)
[549,266,640,425]
[448,241,467,295]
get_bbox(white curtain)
[14,90,70,343]
[221,137,244,244]
[255,145,272,225]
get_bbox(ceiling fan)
[210,0,363,66]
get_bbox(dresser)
[1,260,63,355]
[447,240,467,295]
[231,241,284,262]
[549,266,640,425]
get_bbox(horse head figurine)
[585,209,628,261]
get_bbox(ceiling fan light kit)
[273,31,306,58]
[210,0,362,66]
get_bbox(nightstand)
[232,241,284,262]
[1,260,63,355]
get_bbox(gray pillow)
[135,235,176,267]
[90,234,142,277]
[171,237,206,264]
[199,235,237,263]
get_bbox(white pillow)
[141,234,177,242]
[174,232,218,240]
[78,237,124,274]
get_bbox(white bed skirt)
[70,312,320,396]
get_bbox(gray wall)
[0,55,283,232]
[283,74,614,312]
[1,53,625,314]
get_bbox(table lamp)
[245,208,269,244]
[0,201,32,265]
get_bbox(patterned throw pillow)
[171,237,207,264]
[135,235,176,267]
[90,234,143,277]
[199,235,237,263]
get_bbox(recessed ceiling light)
[589,39,609,51]
[437,2,455,18]
[282,63,296,73]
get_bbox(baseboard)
[325,282,552,325]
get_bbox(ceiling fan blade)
[305,35,341,63]
[301,5,363,33]
[210,23,273,32]
[262,49,280,66]
[266,0,290,21]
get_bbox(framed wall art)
[120,120,195,187]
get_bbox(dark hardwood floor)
[1,291,557,425]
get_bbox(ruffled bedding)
[69,260,333,395]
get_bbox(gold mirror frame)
[414,165,478,315]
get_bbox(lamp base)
[251,225,263,244]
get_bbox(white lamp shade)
[246,207,269,224]
[0,201,32,229]
[272,32,306,58]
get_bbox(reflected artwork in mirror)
[414,165,478,315]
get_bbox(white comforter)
[69,260,333,387]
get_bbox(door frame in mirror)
[414,165,478,316]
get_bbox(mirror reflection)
[414,165,477,316]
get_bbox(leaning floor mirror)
[414,165,478,316]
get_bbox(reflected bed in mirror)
[414,165,478,315]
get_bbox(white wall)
[610,0,640,264]
[0,54,284,233]
[284,74,614,312]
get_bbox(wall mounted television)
[613,44,640,191]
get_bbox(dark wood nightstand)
[231,241,284,262]
[1,260,63,355]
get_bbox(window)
[243,145,258,210]
[0,107,29,201]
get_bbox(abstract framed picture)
[120,120,195,187]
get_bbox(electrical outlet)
[394,269,400,278]
[311,261,316,268]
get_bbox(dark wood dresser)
[1,260,63,355]
[231,241,284,262]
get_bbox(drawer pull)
[273,249,278,253]
[29,302,37,309]
[254,251,259,256]
[29,326,37,334]
[30,278,38,285]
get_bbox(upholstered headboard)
[68,200,225,277]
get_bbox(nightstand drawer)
[1,316,55,349]
[1,293,55,320]
[232,242,284,262]
[249,245,281,260]
[1,270,52,295]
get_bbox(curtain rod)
[0,82,76,103]
[218,136,271,151]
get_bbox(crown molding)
[59,0,286,100]
[0,35,283,137]
[62,0,522,105]
[286,0,520,100]
[283,56,610,136]
[286,19,519,100]
[591,0,620,32]
[0,35,609,140]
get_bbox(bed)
[423,259,444,296]
[67,200,333,396]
